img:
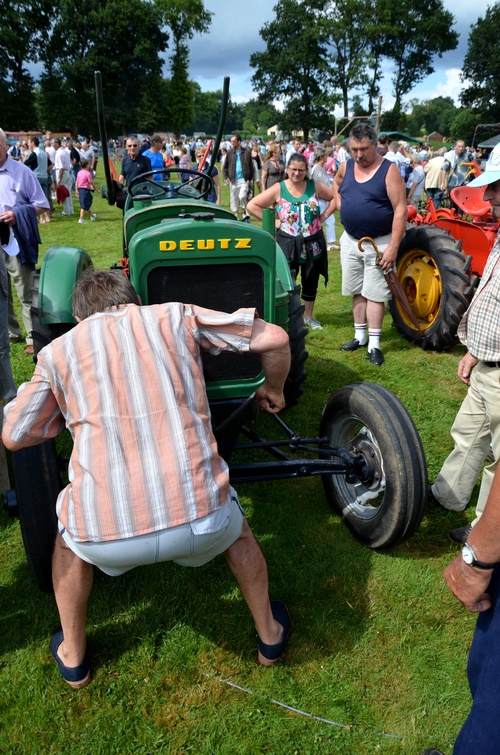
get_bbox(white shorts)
[59,489,244,577]
[340,231,392,302]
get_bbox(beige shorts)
[340,231,392,302]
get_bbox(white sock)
[354,323,367,345]
[368,328,381,351]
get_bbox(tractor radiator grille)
[147,263,264,382]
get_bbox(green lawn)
[0,171,477,754]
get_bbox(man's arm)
[249,319,291,413]
[380,163,408,272]
[2,363,65,451]
[444,465,500,613]
[440,159,451,191]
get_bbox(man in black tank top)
[333,123,407,366]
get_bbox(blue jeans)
[454,566,500,753]
[426,187,443,209]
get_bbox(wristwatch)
[461,543,497,570]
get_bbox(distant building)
[427,131,445,142]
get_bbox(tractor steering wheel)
[128,168,215,202]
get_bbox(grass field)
[0,171,479,754]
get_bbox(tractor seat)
[450,186,492,218]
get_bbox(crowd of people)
[4,120,500,753]
[1,125,492,365]
[1,127,491,358]
[7,135,100,224]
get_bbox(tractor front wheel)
[389,226,475,351]
[320,382,427,549]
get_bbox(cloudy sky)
[181,0,491,114]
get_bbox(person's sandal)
[257,601,291,666]
[50,629,91,689]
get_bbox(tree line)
[0,0,212,136]
[1,0,499,143]
[251,0,500,142]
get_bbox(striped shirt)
[458,235,500,361]
[3,303,256,542]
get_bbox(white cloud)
[433,69,464,104]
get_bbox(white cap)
[468,143,500,187]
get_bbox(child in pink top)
[76,159,97,224]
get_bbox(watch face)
[462,545,474,565]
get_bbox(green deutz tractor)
[5,74,427,592]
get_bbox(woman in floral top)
[247,152,336,330]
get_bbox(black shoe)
[368,348,384,365]
[448,524,472,544]
[422,750,445,755]
[242,214,251,223]
[339,338,366,352]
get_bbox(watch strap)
[463,543,498,570]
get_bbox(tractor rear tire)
[389,226,475,351]
[13,440,62,593]
[284,285,308,408]
[320,382,427,549]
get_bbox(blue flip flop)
[50,629,91,689]
[257,600,291,665]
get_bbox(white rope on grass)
[203,673,403,739]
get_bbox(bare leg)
[352,293,367,324]
[366,299,385,329]
[225,519,283,653]
[303,300,315,319]
[52,532,93,667]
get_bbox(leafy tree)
[379,107,407,133]
[256,107,280,130]
[460,3,500,121]
[243,99,280,131]
[449,108,483,146]
[165,42,194,136]
[376,0,458,125]
[243,118,256,136]
[191,85,224,134]
[0,0,52,129]
[225,101,247,135]
[405,97,457,138]
[250,0,337,141]
[136,77,170,134]
[155,0,212,136]
[324,0,376,119]
[351,95,370,118]
[38,0,168,135]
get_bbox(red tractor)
[390,184,499,350]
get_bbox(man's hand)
[249,319,291,410]
[255,383,285,413]
[444,554,493,613]
[0,210,16,226]
[378,247,398,273]
[458,352,478,385]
